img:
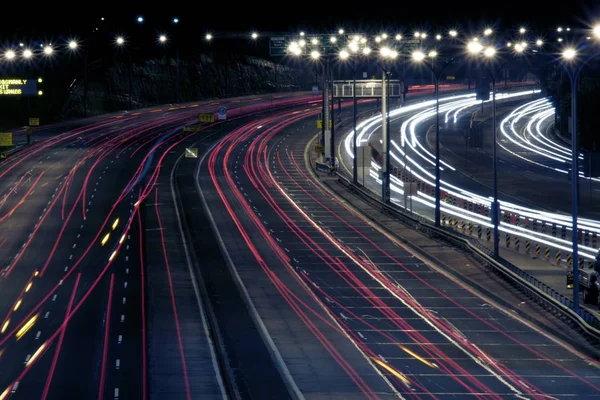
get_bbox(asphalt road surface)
[0,91,318,400]
[197,102,600,398]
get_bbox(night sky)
[3,1,600,38]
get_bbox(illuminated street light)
[381,33,388,39]
[68,40,78,50]
[380,46,391,57]
[298,39,306,47]
[557,27,563,32]
[349,41,359,52]
[435,34,442,40]
[4,50,16,60]
[310,50,320,59]
[251,32,258,39]
[360,37,367,44]
[19,43,24,47]
[299,31,305,36]
[38,90,43,96]
[137,16,144,23]
[38,77,42,83]
[205,33,213,41]
[414,31,420,38]
[594,25,600,38]
[514,43,524,52]
[395,34,402,41]
[23,49,33,58]
[311,38,319,45]
[115,36,125,46]
[389,50,398,58]
[420,33,427,39]
[362,47,371,55]
[484,28,493,36]
[375,36,382,43]
[562,47,576,60]
[519,27,526,34]
[173,17,179,24]
[412,50,425,61]
[159,35,167,43]
[484,46,496,57]
[338,28,344,35]
[449,30,458,37]
[467,40,483,53]
[428,50,437,58]
[507,42,512,47]
[330,36,337,43]
[536,39,543,46]
[43,45,53,55]
[558,38,564,42]
[520,41,527,48]
[339,49,349,59]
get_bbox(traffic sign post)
[198,113,215,123]
[185,147,198,158]
[0,132,13,147]
[217,106,227,120]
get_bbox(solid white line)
[170,148,228,400]
[195,140,304,400]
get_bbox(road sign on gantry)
[269,35,287,56]
[217,106,227,120]
[0,133,13,147]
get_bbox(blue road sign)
[217,106,227,120]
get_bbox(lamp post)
[561,40,600,312]
[411,49,457,226]
[341,38,371,185]
[378,46,398,203]
[467,40,525,257]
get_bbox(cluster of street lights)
[285,23,600,313]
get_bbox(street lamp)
[338,39,369,185]
[251,32,258,40]
[158,34,167,44]
[4,50,16,60]
[378,47,398,203]
[559,35,600,311]
[43,45,53,56]
[23,49,33,59]
[467,40,526,257]
[411,47,458,226]
[68,40,78,50]
[205,33,213,41]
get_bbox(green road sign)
[269,35,287,56]
[270,34,350,57]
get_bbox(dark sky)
[3,1,600,37]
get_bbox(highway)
[196,100,600,398]
[337,90,600,273]
[0,92,318,399]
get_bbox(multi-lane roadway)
[194,96,600,398]
[1,85,600,400]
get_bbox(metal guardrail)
[334,173,600,340]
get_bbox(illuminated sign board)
[0,79,38,96]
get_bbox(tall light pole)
[561,40,600,312]
[467,39,525,257]
[342,38,371,184]
[412,49,456,226]
[379,46,398,203]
